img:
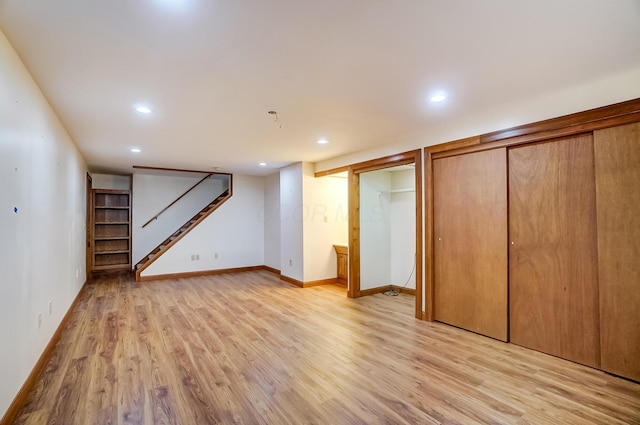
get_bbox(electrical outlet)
[48,301,52,315]
[37,313,42,329]
[289,259,292,266]
[196,254,200,261]
[214,253,219,259]
[76,269,79,278]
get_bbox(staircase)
[134,188,231,281]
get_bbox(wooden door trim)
[348,149,423,319]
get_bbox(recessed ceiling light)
[317,139,330,145]
[259,162,267,166]
[430,94,447,103]
[135,105,152,114]
[130,148,141,153]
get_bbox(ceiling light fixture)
[130,148,141,153]
[135,105,153,114]
[259,162,267,166]
[430,94,447,103]
[317,139,330,145]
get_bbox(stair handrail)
[141,173,213,228]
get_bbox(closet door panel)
[509,134,600,367]
[433,148,508,341]
[594,122,640,381]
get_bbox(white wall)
[141,174,264,276]
[263,173,280,270]
[0,30,87,419]
[390,170,416,289]
[302,164,348,282]
[279,163,304,281]
[91,173,130,190]
[359,169,416,291]
[132,173,227,264]
[359,170,391,290]
[314,67,640,173]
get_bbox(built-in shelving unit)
[92,189,131,271]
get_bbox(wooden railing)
[141,173,212,228]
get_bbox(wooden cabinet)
[594,122,640,381]
[333,245,348,285]
[508,135,600,367]
[433,148,508,341]
[92,189,131,271]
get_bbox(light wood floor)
[13,271,640,424]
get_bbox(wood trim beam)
[0,280,88,425]
[414,149,423,319]
[480,98,640,144]
[350,150,418,174]
[425,136,481,154]
[424,147,435,321]
[133,165,232,176]
[348,166,359,299]
[314,166,348,178]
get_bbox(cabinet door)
[509,134,600,367]
[594,122,640,381]
[433,148,508,341]
[337,253,348,280]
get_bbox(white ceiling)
[1,0,639,176]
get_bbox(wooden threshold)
[359,285,417,297]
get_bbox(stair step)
[148,254,155,260]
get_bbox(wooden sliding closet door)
[594,122,640,381]
[509,134,600,367]
[433,148,508,341]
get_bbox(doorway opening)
[348,150,423,319]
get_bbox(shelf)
[95,222,129,238]
[92,189,131,272]
[388,188,415,193]
[95,206,130,209]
